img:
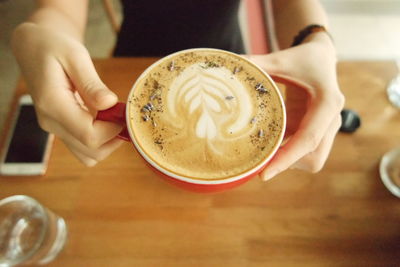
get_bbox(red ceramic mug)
[97,48,287,193]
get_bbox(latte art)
[167,63,255,150]
[128,49,284,180]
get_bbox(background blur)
[1,0,400,133]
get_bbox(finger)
[32,56,123,148]
[60,45,118,111]
[62,134,124,162]
[246,49,338,93]
[245,55,316,100]
[36,108,98,167]
[281,81,309,136]
[290,114,341,173]
[62,139,98,167]
[260,91,341,181]
[42,79,122,148]
[42,117,124,161]
[245,52,287,74]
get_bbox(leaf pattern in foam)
[167,63,253,140]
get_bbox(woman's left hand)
[245,33,345,181]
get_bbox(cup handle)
[96,102,131,141]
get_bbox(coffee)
[127,49,284,180]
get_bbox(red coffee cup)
[97,49,287,193]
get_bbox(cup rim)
[0,195,49,265]
[126,48,286,185]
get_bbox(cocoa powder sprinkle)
[143,102,154,111]
[142,114,150,121]
[168,61,175,71]
[233,67,242,74]
[255,83,267,93]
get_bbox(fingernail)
[262,169,278,181]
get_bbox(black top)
[114,0,244,57]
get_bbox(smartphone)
[0,94,54,176]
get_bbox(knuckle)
[301,155,325,173]
[80,131,100,149]
[305,151,326,173]
[334,92,345,110]
[11,23,36,47]
[80,79,100,95]
[63,140,98,167]
[36,115,51,132]
[303,131,320,151]
[34,92,59,117]
[267,55,282,71]
[309,160,325,173]
[34,96,50,114]
[32,103,54,133]
[92,150,109,162]
[82,158,97,167]
[325,91,345,112]
[80,80,107,100]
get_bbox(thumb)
[62,48,118,111]
[244,51,314,93]
[78,80,118,111]
[244,53,283,74]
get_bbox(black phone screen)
[5,105,49,163]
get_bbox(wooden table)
[1,59,399,266]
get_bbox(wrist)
[291,24,333,46]
[304,30,336,55]
[28,7,84,42]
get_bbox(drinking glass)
[0,195,67,266]
[380,61,400,198]
[387,60,400,108]
[380,148,400,198]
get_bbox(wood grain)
[0,59,399,267]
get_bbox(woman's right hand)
[12,22,124,166]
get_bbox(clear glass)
[0,195,67,266]
[380,148,400,198]
[387,60,400,108]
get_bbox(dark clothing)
[114,0,244,57]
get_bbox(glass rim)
[379,148,400,198]
[0,195,49,266]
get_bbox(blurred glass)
[0,195,67,266]
[380,148,400,198]
[387,60,400,108]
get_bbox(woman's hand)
[246,33,345,181]
[12,22,124,166]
